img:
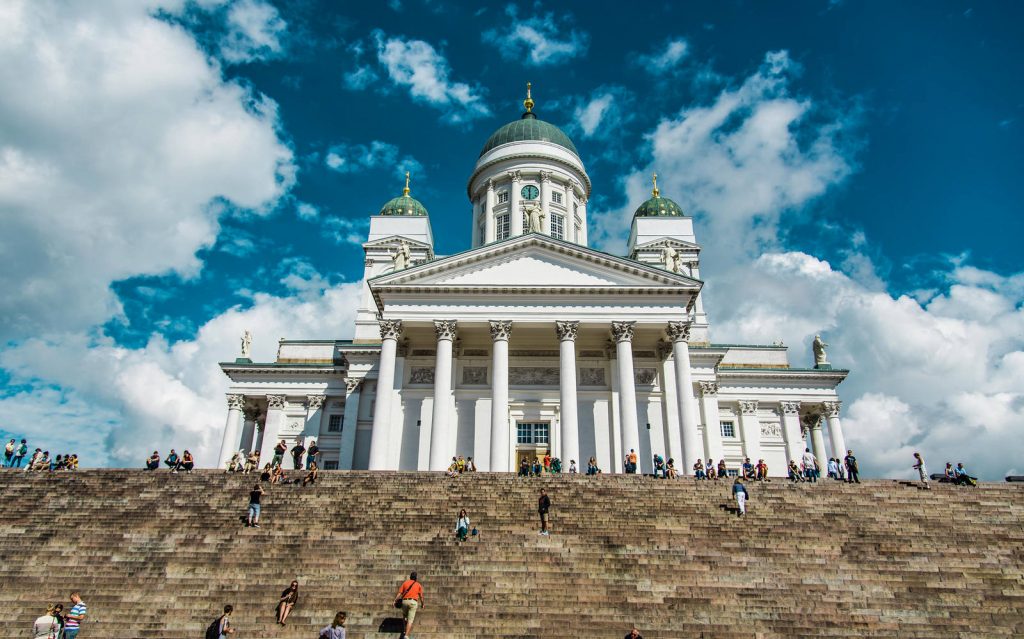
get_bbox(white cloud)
[324,140,423,179]
[0,0,295,341]
[373,32,490,122]
[322,216,370,246]
[296,202,319,221]
[570,86,634,140]
[0,274,365,468]
[636,37,689,73]
[218,0,288,64]
[483,6,588,66]
[595,50,1024,480]
[343,65,378,90]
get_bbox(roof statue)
[813,334,829,367]
[391,239,411,271]
[240,330,252,358]
[526,205,545,233]
[660,244,681,273]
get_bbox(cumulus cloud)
[322,216,371,246]
[569,86,635,140]
[482,5,589,66]
[0,274,365,468]
[635,37,689,73]
[343,65,378,90]
[372,32,490,122]
[594,50,1024,479]
[218,0,288,64]
[323,140,423,179]
[0,0,295,341]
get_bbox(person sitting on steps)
[302,461,318,487]
[455,508,471,542]
[706,458,716,480]
[742,457,755,480]
[717,459,728,479]
[756,459,769,481]
[276,580,298,626]
[164,449,179,472]
[178,449,194,473]
[145,450,160,471]
[693,459,705,479]
[666,458,677,478]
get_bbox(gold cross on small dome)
[403,171,411,196]
[652,172,660,197]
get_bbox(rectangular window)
[552,191,563,205]
[551,213,565,240]
[720,421,735,438]
[726,469,739,477]
[496,214,510,240]
[328,414,343,432]
[497,191,509,204]
[517,422,549,445]
[324,461,339,470]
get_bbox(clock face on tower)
[520,184,539,200]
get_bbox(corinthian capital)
[345,377,362,394]
[508,170,522,183]
[780,401,801,415]
[740,400,759,415]
[306,395,326,410]
[242,407,260,421]
[698,381,719,397]
[540,171,552,183]
[666,320,692,343]
[226,394,245,410]
[822,401,842,418]
[434,319,458,341]
[555,320,579,341]
[489,320,513,341]
[610,321,635,343]
[267,395,286,410]
[378,319,404,340]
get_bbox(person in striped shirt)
[64,592,87,638]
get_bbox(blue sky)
[1,0,1022,477]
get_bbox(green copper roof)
[633,195,685,218]
[379,194,428,217]
[480,113,578,157]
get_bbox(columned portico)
[667,321,701,474]
[339,378,362,470]
[218,394,244,468]
[699,382,723,463]
[240,406,258,453]
[489,320,512,472]
[612,321,640,469]
[556,320,580,469]
[368,319,402,470]
[823,401,847,459]
[806,414,828,467]
[429,320,458,471]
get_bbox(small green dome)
[633,195,684,218]
[480,113,578,158]
[379,194,428,217]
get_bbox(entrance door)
[516,422,550,471]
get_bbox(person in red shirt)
[395,571,423,639]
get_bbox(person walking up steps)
[913,452,930,490]
[205,604,234,638]
[538,488,551,535]
[247,483,264,527]
[395,571,423,639]
[732,478,749,517]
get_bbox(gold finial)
[652,172,660,197]
[403,171,411,196]
[523,81,534,113]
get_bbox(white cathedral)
[218,87,849,477]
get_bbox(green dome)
[633,194,685,218]
[379,194,428,217]
[480,113,578,158]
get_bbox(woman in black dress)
[277,580,299,625]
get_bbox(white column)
[612,321,640,472]
[240,407,258,453]
[780,401,803,465]
[738,400,762,462]
[556,320,580,468]
[489,320,512,472]
[368,319,402,470]
[484,179,496,243]
[540,171,552,236]
[218,394,244,468]
[429,319,457,471]
[339,378,362,469]
[259,395,286,464]
[823,401,847,459]
[808,415,828,466]
[667,321,701,475]
[509,171,523,237]
[699,382,723,462]
[578,196,589,245]
[471,196,481,247]
[304,394,325,445]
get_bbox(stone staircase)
[0,470,1022,638]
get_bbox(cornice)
[467,148,592,199]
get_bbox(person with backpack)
[13,439,29,468]
[395,571,423,639]
[205,604,234,638]
[32,604,60,638]
[732,478,749,517]
[3,439,14,467]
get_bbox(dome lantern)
[633,172,684,218]
[379,171,429,217]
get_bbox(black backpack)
[205,615,224,639]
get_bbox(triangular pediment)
[632,237,702,252]
[363,235,432,251]
[370,233,701,289]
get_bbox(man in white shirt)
[802,449,817,483]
